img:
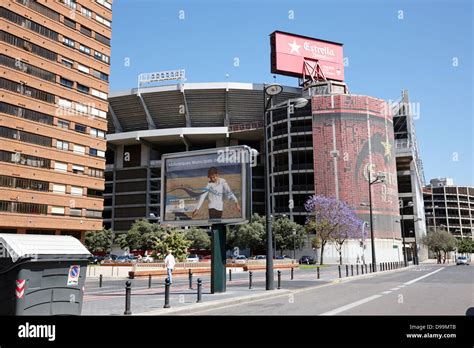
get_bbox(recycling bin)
[0,233,91,315]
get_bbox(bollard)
[351,265,354,276]
[346,265,349,277]
[361,264,364,275]
[99,274,103,288]
[249,271,253,289]
[188,269,193,290]
[163,277,171,308]
[365,264,368,274]
[148,274,152,289]
[317,266,320,279]
[369,263,372,273]
[291,267,294,280]
[338,265,341,278]
[124,281,132,315]
[196,278,202,303]
[277,270,281,289]
[229,268,232,281]
[356,264,359,275]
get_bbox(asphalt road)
[182,264,474,315]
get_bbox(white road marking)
[321,295,382,315]
[390,287,400,291]
[404,267,444,285]
[381,291,392,295]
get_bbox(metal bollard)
[99,274,103,288]
[277,270,281,289]
[369,263,372,273]
[317,266,320,279]
[229,269,232,281]
[188,269,193,290]
[196,278,202,303]
[356,264,359,275]
[148,274,152,289]
[124,281,132,315]
[346,265,349,277]
[163,278,171,308]
[351,264,354,276]
[365,264,368,274]
[338,265,341,278]
[361,264,364,275]
[249,271,253,289]
[291,267,294,280]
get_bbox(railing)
[395,138,410,149]
[132,262,210,272]
[228,121,263,132]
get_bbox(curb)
[136,265,416,315]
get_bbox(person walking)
[164,250,175,284]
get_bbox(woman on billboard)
[191,167,241,219]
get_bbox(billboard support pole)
[211,224,226,293]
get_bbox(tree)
[115,219,166,253]
[185,228,211,250]
[305,195,361,265]
[457,237,474,254]
[84,228,112,254]
[228,213,266,255]
[157,230,191,261]
[273,216,306,256]
[422,228,457,264]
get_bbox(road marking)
[390,287,400,291]
[381,291,392,295]
[403,267,444,285]
[321,295,382,315]
[398,285,406,288]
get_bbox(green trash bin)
[0,234,91,315]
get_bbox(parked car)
[234,255,247,264]
[116,255,136,263]
[456,256,470,265]
[142,255,154,263]
[276,255,291,260]
[88,255,104,264]
[186,254,201,263]
[255,255,266,260]
[299,255,316,265]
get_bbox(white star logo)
[288,39,301,55]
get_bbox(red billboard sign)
[270,31,344,81]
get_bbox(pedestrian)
[164,250,175,284]
[191,167,241,220]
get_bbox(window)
[95,14,111,27]
[60,77,74,89]
[54,162,68,172]
[0,175,48,192]
[91,69,108,82]
[77,64,90,74]
[95,33,110,46]
[56,140,69,151]
[63,17,76,29]
[63,0,77,10]
[81,7,92,18]
[58,98,72,108]
[61,58,74,69]
[73,145,85,154]
[72,165,84,174]
[62,37,75,48]
[57,119,70,129]
[51,206,65,215]
[87,188,103,197]
[96,0,112,10]
[86,209,102,218]
[0,31,57,61]
[91,88,107,100]
[52,184,66,194]
[71,186,83,196]
[75,124,87,133]
[94,51,110,64]
[79,44,91,55]
[70,208,82,216]
[80,26,92,37]
[90,107,107,119]
[89,167,103,178]
[90,128,105,139]
[15,0,60,21]
[77,83,89,94]
[89,148,105,158]
[0,126,52,147]
[0,54,56,83]
[75,103,88,114]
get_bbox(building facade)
[0,0,112,241]
[423,178,474,239]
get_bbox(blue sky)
[109,0,473,186]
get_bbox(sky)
[109,0,473,186]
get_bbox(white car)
[186,254,200,263]
[456,256,470,265]
[142,255,154,263]
[234,255,247,264]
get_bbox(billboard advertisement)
[270,31,344,81]
[160,146,253,226]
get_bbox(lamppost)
[361,171,386,272]
[412,217,423,265]
[292,228,297,260]
[263,83,308,290]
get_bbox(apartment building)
[0,0,112,241]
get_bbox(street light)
[361,171,386,272]
[292,228,297,260]
[263,83,308,290]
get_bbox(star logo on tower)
[381,140,392,160]
[288,39,302,55]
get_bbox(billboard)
[160,146,253,226]
[270,31,344,81]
